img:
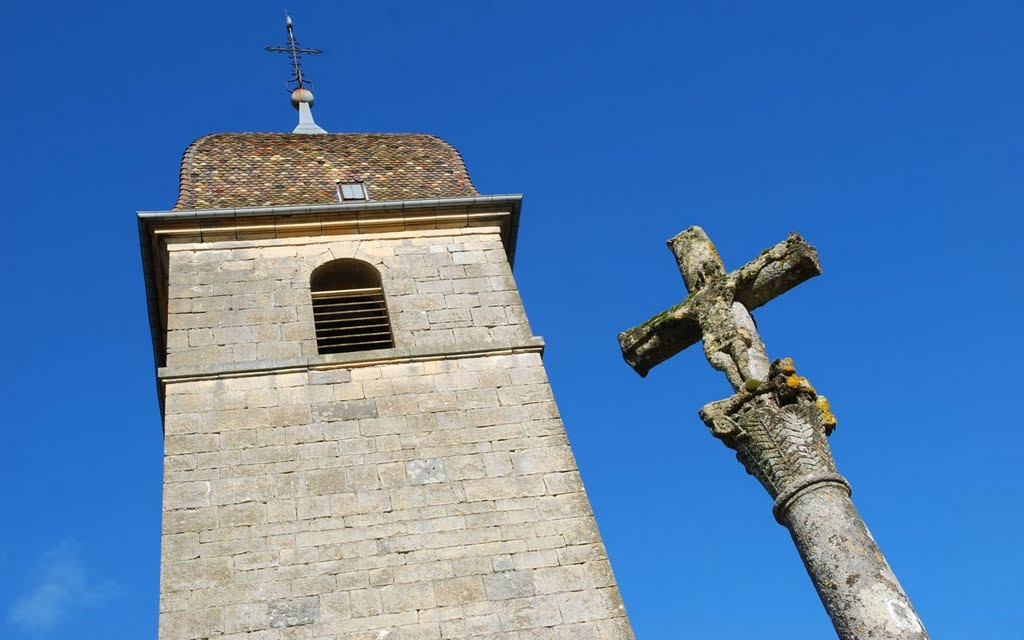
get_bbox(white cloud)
[7,540,118,634]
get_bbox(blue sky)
[1,2,1021,638]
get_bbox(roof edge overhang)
[141,194,521,256]
[136,194,523,386]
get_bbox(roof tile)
[175,133,478,210]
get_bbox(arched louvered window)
[311,259,395,354]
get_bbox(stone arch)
[310,258,395,354]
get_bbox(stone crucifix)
[619,227,928,640]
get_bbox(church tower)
[140,17,633,640]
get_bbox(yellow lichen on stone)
[708,241,721,262]
[800,377,817,395]
[779,357,796,376]
[816,395,837,429]
[786,374,817,395]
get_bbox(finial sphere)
[291,88,315,109]
[286,14,293,28]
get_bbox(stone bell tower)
[139,16,633,640]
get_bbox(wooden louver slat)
[312,287,395,354]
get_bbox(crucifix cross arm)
[618,226,821,379]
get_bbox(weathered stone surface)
[268,596,319,628]
[698,358,844,511]
[619,225,926,640]
[164,230,536,370]
[483,570,536,601]
[785,484,928,639]
[159,233,635,640]
[405,458,447,485]
[618,227,821,378]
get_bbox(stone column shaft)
[782,484,928,640]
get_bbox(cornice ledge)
[139,194,523,221]
[158,336,546,384]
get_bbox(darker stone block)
[311,399,377,422]
[484,571,535,601]
[268,596,319,628]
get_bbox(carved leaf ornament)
[733,403,839,500]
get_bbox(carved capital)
[699,358,848,523]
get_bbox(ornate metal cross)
[619,227,928,640]
[265,14,323,92]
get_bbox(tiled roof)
[174,133,479,210]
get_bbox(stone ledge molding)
[159,336,547,384]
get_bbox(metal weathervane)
[265,14,323,92]
[265,14,327,134]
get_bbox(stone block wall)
[156,222,634,639]
[163,228,533,369]
[159,353,633,639]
